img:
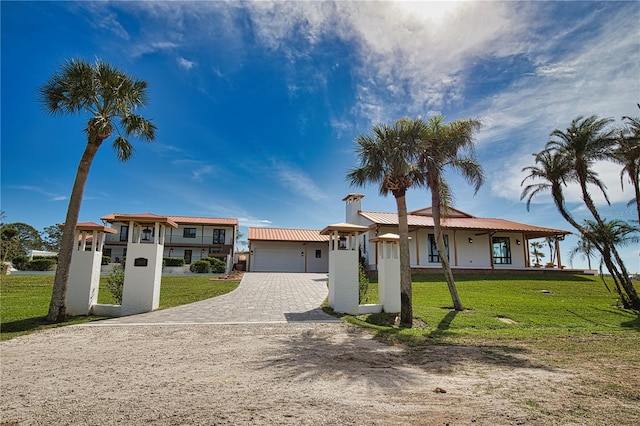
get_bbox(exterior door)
[184,249,192,265]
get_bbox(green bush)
[11,255,29,271]
[164,257,185,267]
[101,256,110,265]
[358,263,369,304]
[209,257,226,273]
[33,255,58,262]
[189,260,211,273]
[106,264,124,304]
[26,258,56,271]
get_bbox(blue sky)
[1,1,638,272]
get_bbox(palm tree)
[347,119,424,327]
[545,115,638,309]
[568,234,595,270]
[529,241,545,266]
[417,116,484,311]
[39,59,156,322]
[612,106,640,226]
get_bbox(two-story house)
[101,213,238,265]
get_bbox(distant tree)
[529,241,545,266]
[545,236,556,264]
[347,119,425,327]
[0,222,43,259]
[39,59,156,322]
[417,115,484,311]
[41,224,63,252]
[568,234,596,270]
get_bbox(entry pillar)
[115,214,178,316]
[66,222,117,315]
[320,223,369,315]
[369,234,403,313]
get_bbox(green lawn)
[351,273,639,342]
[0,274,240,341]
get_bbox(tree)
[39,59,156,322]
[545,236,556,264]
[417,116,484,311]
[612,105,640,226]
[347,119,425,327]
[568,234,595,270]
[545,115,638,309]
[41,224,63,252]
[0,222,43,259]
[529,241,545,266]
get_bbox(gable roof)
[359,210,570,239]
[248,228,329,242]
[101,213,237,226]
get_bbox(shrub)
[26,258,56,271]
[101,256,110,265]
[209,257,226,273]
[358,263,369,304]
[189,260,211,273]
[11,255,29,271]
[164,257,185,267]
[106,264,125,304]
[33,255,58,262]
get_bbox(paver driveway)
[90,272,340,325]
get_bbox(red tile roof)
[359,210,570,238]
[248,228,329,242]
[101,213,237,226]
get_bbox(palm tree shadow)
[430,309,458,337]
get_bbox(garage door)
[252,243,304,272]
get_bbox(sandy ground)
[1,322,638,425]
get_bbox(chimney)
[342,193,365,224]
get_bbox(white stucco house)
[343,193,571,271]
[100,213,238,266]
[248,194,572,273]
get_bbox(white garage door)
[252,243,304,272]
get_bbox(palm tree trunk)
[47,140,101,322]
[394,191,413,327]
[430,176,463,311]
[633,178,640,228]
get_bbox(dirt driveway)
[3,320,633,426]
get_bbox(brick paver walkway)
[88,272,340,325]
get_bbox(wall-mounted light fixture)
[468,237,473,243]
[516,239,521,245]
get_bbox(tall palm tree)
[613,106,640,226]
[545,115,638,309]
[39,59,156,322]
[418,116,484,311]
[529,241,545,266]
[347,119,424,327]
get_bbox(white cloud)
[177,57,196,70]
[268,159,329,202]
[7,185,67,202]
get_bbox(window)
[213,229,225,244]
[104,248,112,258]
[428,234,449,263]
[119,225,129,242]
[492,237,512,264]
[315,249,322,258]
[183,227,196,238]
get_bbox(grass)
[0,274,240,341]
[341,273,640,343]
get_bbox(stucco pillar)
[66,223,117,316]
[321,223,369,315]
[370,234,402,314]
